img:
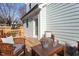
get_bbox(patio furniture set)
[0,30,79,56]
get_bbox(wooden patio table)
[31,43,64,56]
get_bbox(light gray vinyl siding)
[46,3,79,42]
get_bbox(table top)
[32,43,64,56]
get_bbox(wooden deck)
[25,37,40,55]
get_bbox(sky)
[14,3,26,20]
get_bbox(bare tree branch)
[0,3,26,25]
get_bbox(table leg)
[32,49,36,56]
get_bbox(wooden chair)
[0,38,25,56]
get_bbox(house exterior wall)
[23,3,47,39]
[23,3,79,47]
[38,6,46,39]
[23,19,33,38]
[45,3,79,45]
[23,3,38,38]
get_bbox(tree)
[0,3,26,26]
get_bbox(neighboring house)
[22,3,79,46]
